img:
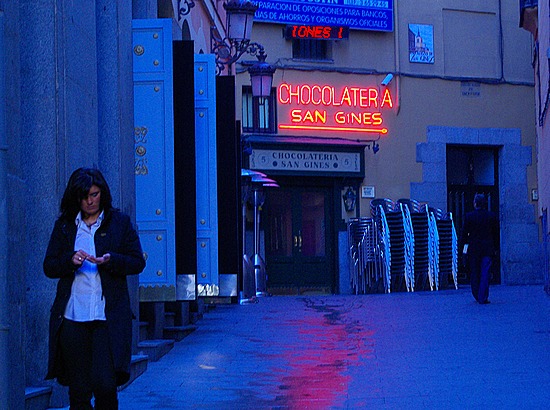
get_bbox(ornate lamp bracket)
[211,27,266,75]
[177,0,195,17]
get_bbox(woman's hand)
[72,250,90,266]
[72,251,111,266]
[87,253,111,265]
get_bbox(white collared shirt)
[64,211,107,321]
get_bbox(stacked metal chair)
[370,198,394,217]
[435,212,459,289]
[427,208,441,290]
[348,198,458,294]
[451,216,458,289]
[398,199,430,291]
[347,217,383,293]
[370,199,394,292]
[399,201,415,292]
[370,199,409,292]
[402,200,430,290]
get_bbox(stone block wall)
[3,1,137,407]
[412,126,543,285]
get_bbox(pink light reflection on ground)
[266,298,376,409]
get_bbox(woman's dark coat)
[43,209,145,386]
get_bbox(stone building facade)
[234,0,543,294]
[520,0,550,292]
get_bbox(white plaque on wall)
[361,186,375,198]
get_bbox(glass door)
[265,186,334,294]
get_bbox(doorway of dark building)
[264,180,336,295]
[447,145,501,284]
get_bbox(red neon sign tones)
[285,25,349,40]
[277,83,393,135]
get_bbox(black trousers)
[59,319,118,410]
[469,253,492,304]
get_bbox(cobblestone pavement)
[118,285,550,409]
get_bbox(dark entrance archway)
[447,145,501,284]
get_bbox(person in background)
[462,193,499,304]
[44,168,145,409]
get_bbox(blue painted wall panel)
[194,55,219,292]
[132,19,176,300]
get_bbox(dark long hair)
[60,168,113,220]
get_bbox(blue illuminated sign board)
[253,0,394,32]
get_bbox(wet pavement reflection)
[118,287,550,409]
[256,298,375,409]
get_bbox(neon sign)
[285,25,350,40]
[277,82,393,136]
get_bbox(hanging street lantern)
[248,49,276,98]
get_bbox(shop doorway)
[264,184,335,294]
[447,145,501,284]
